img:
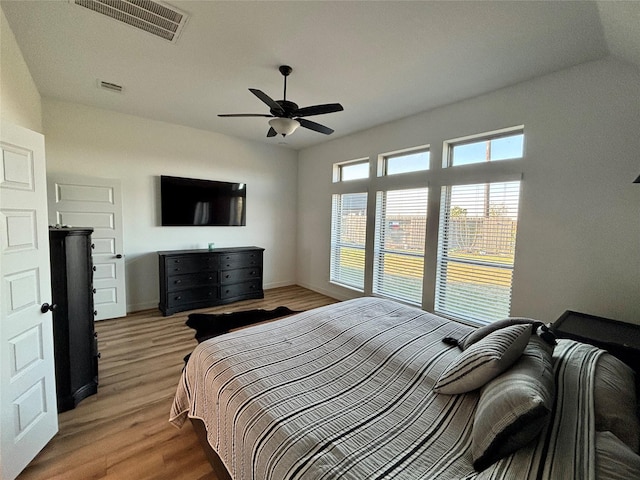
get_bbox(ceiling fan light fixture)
[268,117,300,137]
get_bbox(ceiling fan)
[218,65,343,138]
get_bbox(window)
[334,160,369,182]
[447,131,524,167]
[329,128,523,325]
[381,149,430,176]
[373,188,428,304]
[435,181,521,324]
[330,193,367,290]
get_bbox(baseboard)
[127,301,159,313]
[263,280,295,289]
[294,281,357,302]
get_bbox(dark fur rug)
[186,306,300,344]
[183,306,300,365]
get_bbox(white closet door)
[47,174,126,320]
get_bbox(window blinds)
[330,193,367,290]
[435,181,520,324]
[373,188,428,305]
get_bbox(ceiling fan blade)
[249,88,285,115]
[297,118,334,135]
[218,113,273,117]
[267,127,277,137]
[295,103,344,118]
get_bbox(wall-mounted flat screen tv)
[160,175,246,226]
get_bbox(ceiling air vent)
[72,0,188,43]
[98,80,124,93]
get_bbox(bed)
[170,297,640,479]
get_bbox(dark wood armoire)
[48,227,99,412]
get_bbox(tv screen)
[160,175,246,226]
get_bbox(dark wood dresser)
[49,227,99,412]
[158,247,264,316]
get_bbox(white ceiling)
[3,1,639,150]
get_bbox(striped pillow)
[472,335,555,471]
[434,323,531,395]
[594,353,640,452]
[595,431,640,479]
[460,317,539,350]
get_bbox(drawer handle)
[174,279,182,284]
[208,276,213,280]
[250,271,255,275]
[93,266,97,271]
[174,268,181,272]
[225,274,230,279]
[175,296,182,300]
[174,260,181,263]
[225,289,230,294]
[93,288,97,294]
[94,310,98,316]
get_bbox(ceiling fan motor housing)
[271,100,298,118]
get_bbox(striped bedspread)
[170,297,601,480]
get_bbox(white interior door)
[0,122,58,480]
[47,175,126,320]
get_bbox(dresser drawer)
[220,267,261,285]
[166,271,218,292]
[220,279,262,300]
[165,254,218,275]
[166,286,218,308]
[219,251,262,270]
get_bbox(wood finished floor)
[18,286,337,480]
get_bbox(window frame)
[378,146,430,177]
[434,180,521,324]
[329,192,369,291]
[373,187,429,306]
[443,126,524,168]
[333,158,370,183]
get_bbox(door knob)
[41,303,57,313]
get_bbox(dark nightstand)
[551,310,640,374]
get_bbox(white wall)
[297,58,640,325]
[0,6,41,131]
[43,99,298,312]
